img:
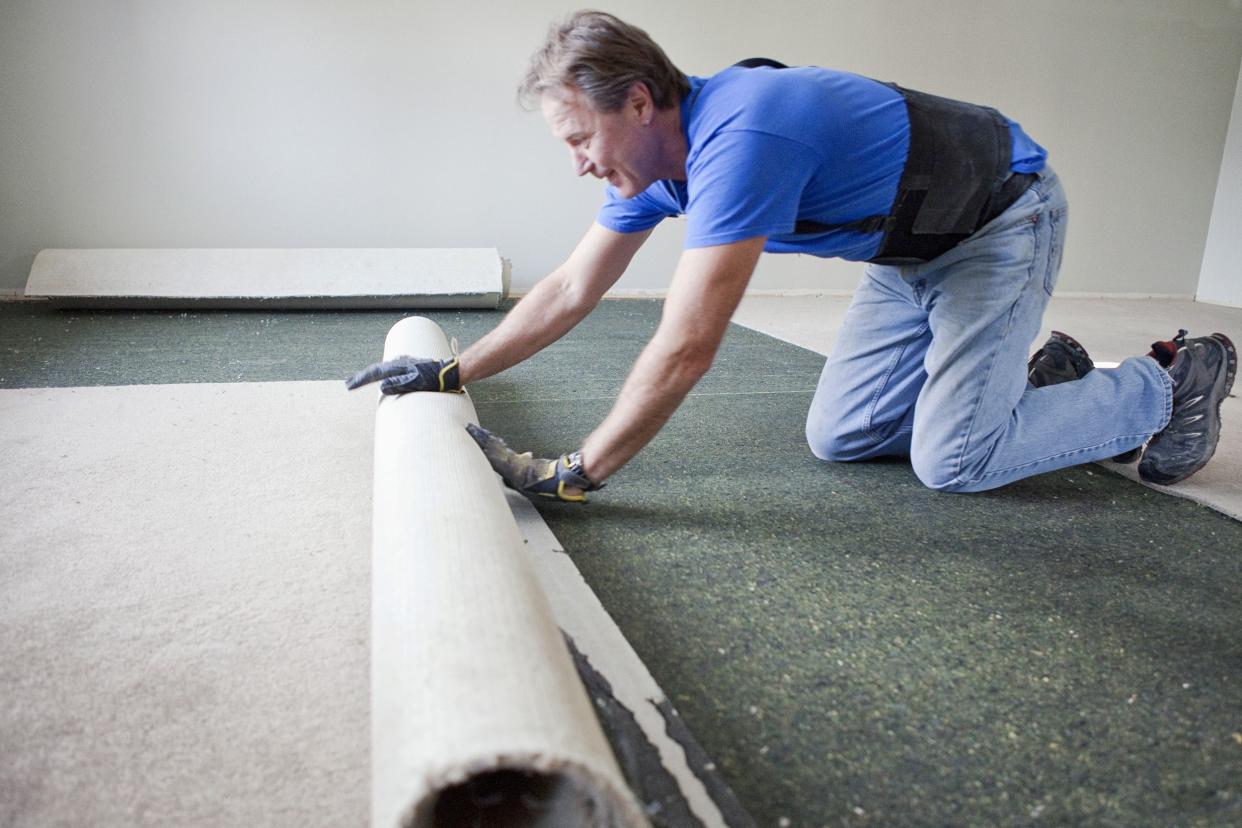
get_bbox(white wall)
[1197,54,1242,307]
[1,1,1240,297]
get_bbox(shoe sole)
[1031,332,1145,463]
[1050,331,1089,356]
[1027,331,1092,381]
[1141,332,1236,485]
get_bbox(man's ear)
[628,81,655,121]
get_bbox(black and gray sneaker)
[1027,331,1094,387]
[1027,331,1143,463]
[1138,331,1237,485]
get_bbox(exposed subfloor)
[2,297,1241,827]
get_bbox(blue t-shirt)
[596,66,1048,261]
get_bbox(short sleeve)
[684,131,820,247]
[596,183,679,234]
[1006,118,1048,174]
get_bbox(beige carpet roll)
[370,316,648,828]
[25,248,508,308]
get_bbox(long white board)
[24,248,508,308]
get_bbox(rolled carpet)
[369,316,647,827]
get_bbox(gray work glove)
[344,356,462,395]
[465,423,604,503]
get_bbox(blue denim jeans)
[805,168,1173,492]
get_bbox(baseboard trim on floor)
[587,289,859,300]
[0,290,42,302]
[1052,291,1195,300]
[1194,295,1242,310]
[580,289,1197,301]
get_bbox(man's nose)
[573,150,591,177]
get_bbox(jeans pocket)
[1043,206,1067,296]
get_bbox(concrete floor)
[732,295,1242,521]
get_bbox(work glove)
[344,356,462,394]
[465,423,604,503]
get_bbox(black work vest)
[733,58,1036,264]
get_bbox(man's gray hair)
[519,10,690,112]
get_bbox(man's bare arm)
[578,235,767,482]
[457,223,652,384]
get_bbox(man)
[348,10,1235,501]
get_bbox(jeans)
[805,168,1173,492]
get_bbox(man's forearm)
[576,236,766,486]
[457,224,652,386]
[579,334,711,482]
[458,270,592,384]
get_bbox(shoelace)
[1149,328,1188,369]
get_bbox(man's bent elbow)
[651,334,716,385]
[673,350,714,388]
[547,268,593,315]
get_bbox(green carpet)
[4,300,1241,826]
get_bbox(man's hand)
[344,356,462,394]
[465,423,603,503]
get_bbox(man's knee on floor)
[909,441,974,492]
[806,417,853,461]
[805,410,871,462]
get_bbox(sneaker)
[1138,331,1237,485]
[1028,331,1094,388]
[1027,331,1143,463]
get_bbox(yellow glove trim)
[556,480,588,503]
[437,358,463,394]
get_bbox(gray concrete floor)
[732,295,1242,520]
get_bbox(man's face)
[542,85,658,199]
